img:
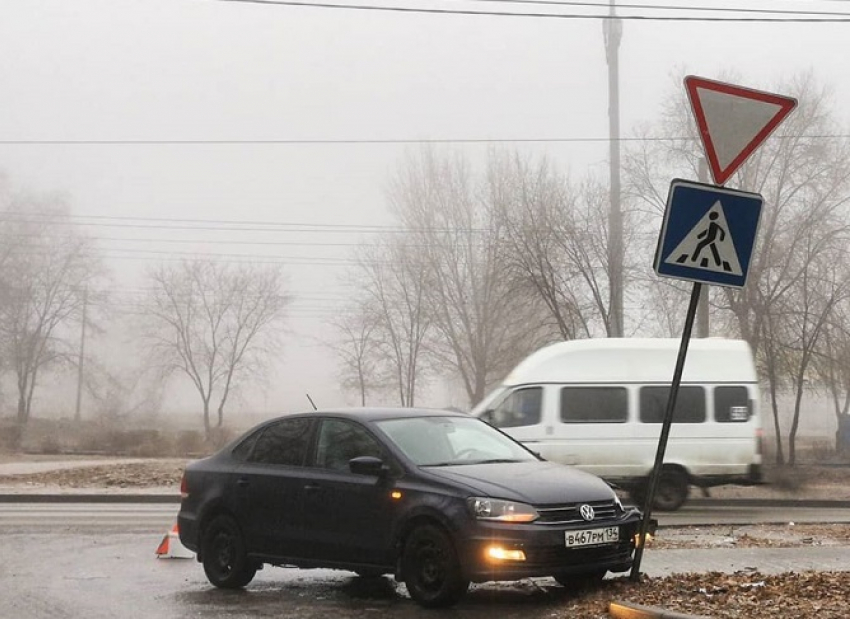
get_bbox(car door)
[235,417,314,559]
[299,417,399,565]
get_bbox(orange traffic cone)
[155,523,194,559]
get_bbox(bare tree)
[353,239,432,407]
[388,150,548,406]
[142,260,290,439]
[0,195,100,440]
[491,153,639,339]
[781,234,849,464]
[330,304,381,406]
[815,292,850,453]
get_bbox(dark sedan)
[178,408,642,607]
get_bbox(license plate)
[564,527,619,548]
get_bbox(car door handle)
[304,483,320,492]
[236,478,250,488]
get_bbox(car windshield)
[375,415,538,466]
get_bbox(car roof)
[265,407,468,424]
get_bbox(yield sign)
[685,76,797,186]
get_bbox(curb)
[609,601,711,619]
[0,494,179,503]
[689,498,850,509]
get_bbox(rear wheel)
[402,524,469,608]
[654,469,690,512]
[553,570,606,592]
[629,469,690,512]
[201,514,257,589]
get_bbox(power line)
[0,213,488,235]
[465,0,850,19]
[2,134,848,145]
[206,0,850,21]
[0,212,399,230]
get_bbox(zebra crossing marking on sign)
[654,179,763,289]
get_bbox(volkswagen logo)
[579,504,595,521]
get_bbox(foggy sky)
[1,0,848,419]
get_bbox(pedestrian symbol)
[665,201,742,276]
[654,179,763,289]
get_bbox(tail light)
[755,427,763,455]
[180,473,189,500]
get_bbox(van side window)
[489,387,542,428]
[639,386,706,423]
[715,386,750,422]
[560,387,628,423]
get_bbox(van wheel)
[402,524,469,608]
[654,470,689,511]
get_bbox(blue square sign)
[654,179,763,289]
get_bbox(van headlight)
[468,498,539,523]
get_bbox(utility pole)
[604,0,624,337]
[696,158,710,337]
[74,287,88,423]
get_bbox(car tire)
[402,524,469,608]
[553,570,606,592]
[654,469,690,512]
[201,514,257,589]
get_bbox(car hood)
[424,461,616,504]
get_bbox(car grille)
[535,500,620,525]
[524,538,633,569]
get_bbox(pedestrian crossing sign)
[654,179,763,289]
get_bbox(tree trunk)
[789,379,805,467]
[203,401,211,441]
[768,378,785,465]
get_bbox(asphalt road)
[2,501,849,619]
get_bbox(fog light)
[486,545,526,562]
[634,532,653,547]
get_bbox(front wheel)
[402,524,469,608]
[201,514,257,589]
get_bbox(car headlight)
[468,498,539,523]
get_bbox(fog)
[1,0,848,426]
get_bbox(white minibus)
[471,338,763,511]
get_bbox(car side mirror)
[349,456,386,476]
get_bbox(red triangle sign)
[685,76,797,186]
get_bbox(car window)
[248,418,312,466]
[715,386,750,422]
[488,387,542,428]
[377,416,538,466]
[315,419,384,472]
[560,387,628,423]
[231,428,263,462]
[639,386,706,423]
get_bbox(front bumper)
[459,513,641,582]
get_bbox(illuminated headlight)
[469,498,539,523]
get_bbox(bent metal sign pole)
[630,76,796,581]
